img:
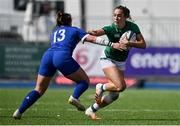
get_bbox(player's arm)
[121,33,146,49]
[87,29,105,36]
[129,33,146,49]
[84,34,125,50]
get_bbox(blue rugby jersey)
[49,25,88,53]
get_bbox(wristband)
[95,37,113,47]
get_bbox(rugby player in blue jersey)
[12,11,125,119]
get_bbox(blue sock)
[18,90,41,113]
[73,80,89,99]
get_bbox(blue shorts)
[38,50,80,77]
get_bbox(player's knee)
[118,84,126,92]
[82,76,90,84]
[34,89,45,96]
[115,82,126,92]
[84,80,89,89]
[86,78,90,84]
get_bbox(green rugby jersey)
[102,20,141,61]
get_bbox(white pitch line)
[67,108,180,112]
[1,108,180,112]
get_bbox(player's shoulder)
[70,26,81,30]
[102,23,115,32]
[56,25,78,30]
[70,26,85,32]
[126,20,139,27]
[103,23,114,29]
[69,26,77,29]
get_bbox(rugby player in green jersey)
[85,5,146,119]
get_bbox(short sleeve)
[76,27,88,42]
[102,25,112,35]
[132,23,141,34]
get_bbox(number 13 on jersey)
[53,29,66,43]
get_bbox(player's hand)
[119,36,130,47]
[87,30,98,35]
[112,42,128,51]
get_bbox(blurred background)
[0,0,180,89]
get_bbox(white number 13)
[53,29,66,43]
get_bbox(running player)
[85,5,146,119]
[12,11,124,119]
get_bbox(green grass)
[0,88,180,125]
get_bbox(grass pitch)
[0,87,180,125]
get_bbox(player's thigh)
[65,67,90,83]
[36,51,56,94]
[100,58,126,87]
[103,66,125,86]
[56,57,89,83]
[38,50,56,77]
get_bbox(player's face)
[113,9,126,24]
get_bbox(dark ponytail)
[56,11,72,26]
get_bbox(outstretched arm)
[88,29,105,36]
[84,34,112,46]
[84,34,126,51]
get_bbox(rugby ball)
[119,30,136,50]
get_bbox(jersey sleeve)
[132,23,141,34]
[102,25,112,35]
[76,27,89,42]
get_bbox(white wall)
[65,0,113,29]
[86,0,112,29]
[0,0,13,12]
[65,0,81,26]
[0,0,180,46]
[121,0,180,17]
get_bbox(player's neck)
[116,21,126,29]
